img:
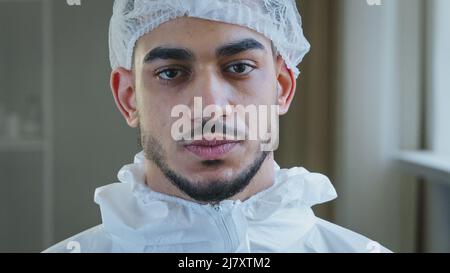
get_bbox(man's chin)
[157,151,269,203]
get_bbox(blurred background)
[0,0,449,252]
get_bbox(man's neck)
[144,153,276,204]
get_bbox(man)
[44,0,390,253]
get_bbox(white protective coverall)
[43,151,391,253]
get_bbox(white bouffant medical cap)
[109,0,310,78]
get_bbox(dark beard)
[141,132,269,204]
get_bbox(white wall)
[423,0,450,252]
[333,0,422,252]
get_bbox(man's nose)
[189,70,231,109]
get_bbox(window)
[398,0,450,182]
[427,0,450,156]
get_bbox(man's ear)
[275,56,297,115]
[110,67,139,128]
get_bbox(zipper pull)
[213,203,222,212]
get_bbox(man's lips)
[183,139,241,160]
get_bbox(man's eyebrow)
[216,38,266,58]
[143,47,195,63]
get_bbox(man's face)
[129,17,285,203]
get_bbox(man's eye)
[225,63,255,75]
[156,69,185,80]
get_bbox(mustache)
[177,117,248,142]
